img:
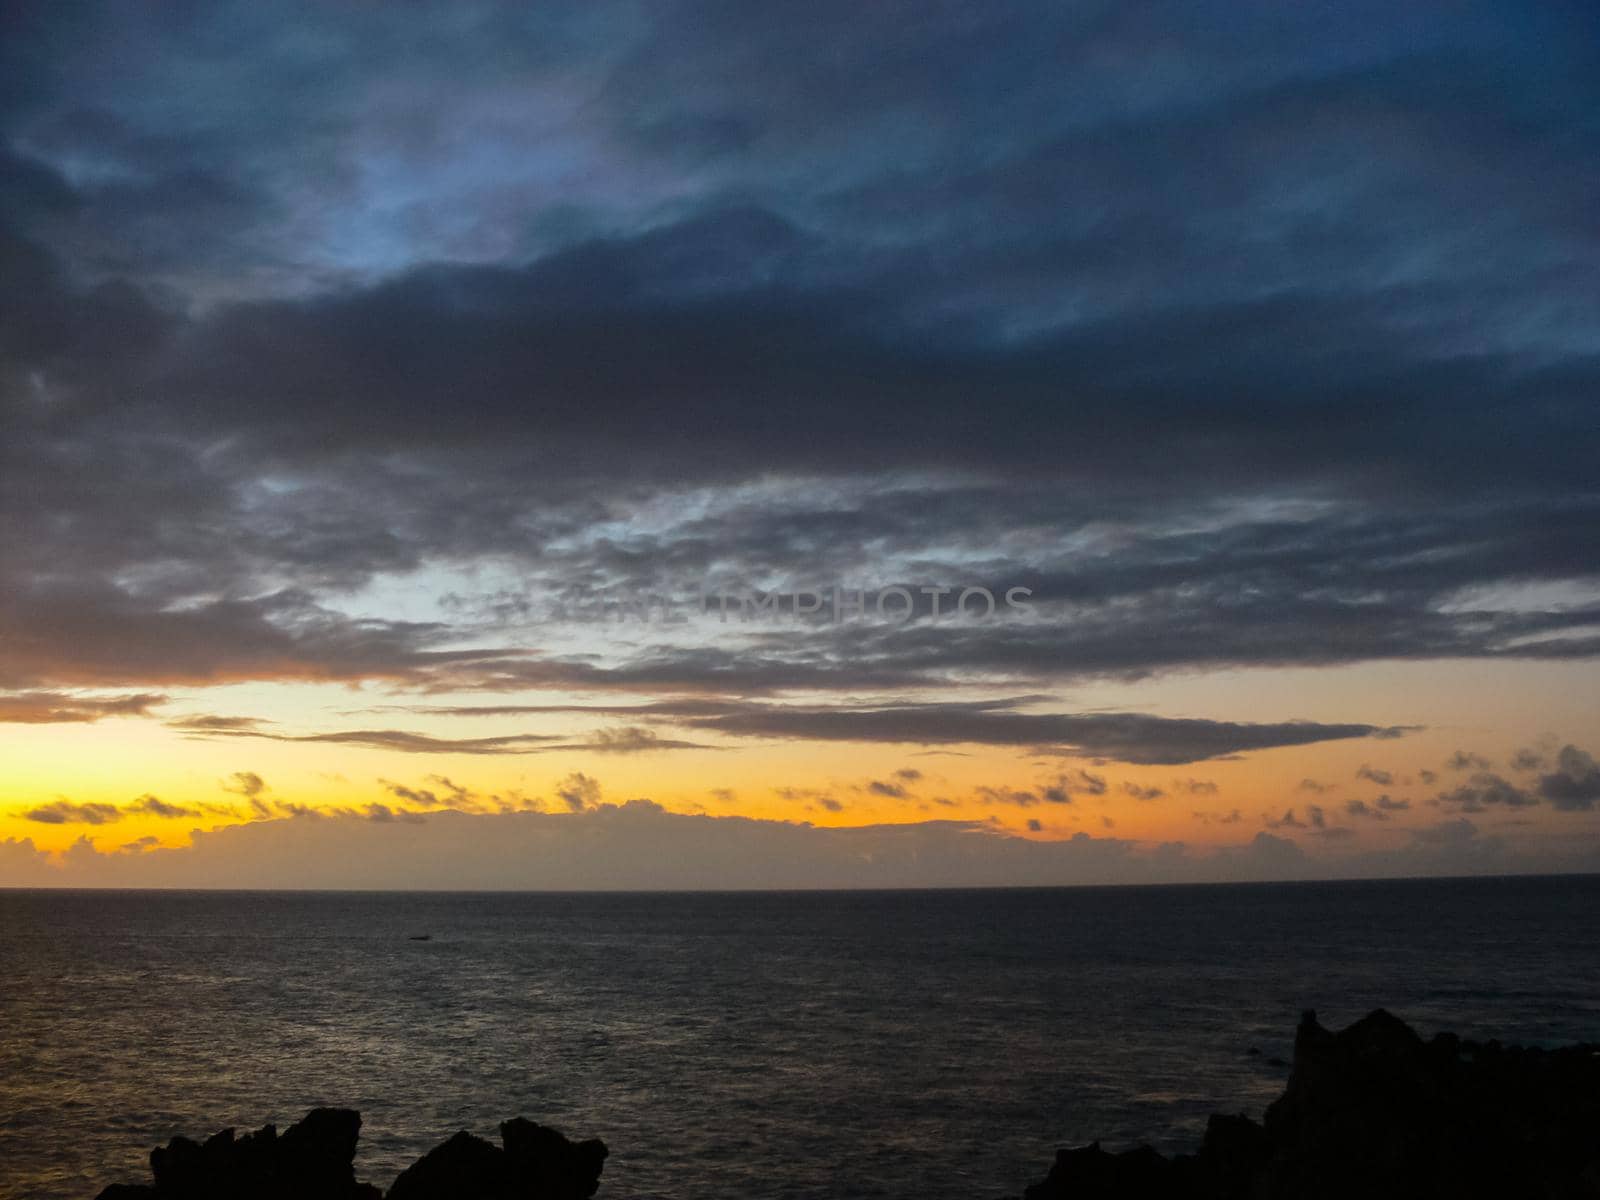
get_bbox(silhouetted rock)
[105,1108,376,1200]
[384,1118,609,1200]
[93,1111,605,1200]
[385,1130,507,1200]
[1023,1142,1178,1200]
[500,1118,608,1199]
[1019,1009,1600,1200]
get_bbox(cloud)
[0,805,1543,891]
[196,726,568,755]
[1448,751,1493,772]
[0,1,1598,896]
[555,772,602,813]
[1510,747,1547,772]
[1346,795,1411,821]
[187,721,712,756]
[362,803,426,825]
[572,726,712,754]
[1435,772,1538,812]
[867,779,910,799]
[674,698,1405,764]
[377,776,484,813]
[0,0,1594,725]
[23,800,122,825]
[168,715,271,732]
[1265,806,1326,830]
[1409,818,1483,847]
[0,691,164,723]
[1538,746,1600,812]
[220,771,267,799]
[1356,765,1394,786]
[127,794,201,819]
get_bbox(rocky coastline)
[91,1009,1600,1199]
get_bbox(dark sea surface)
[3,876,1599,1199]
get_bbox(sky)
[2,0,1598,888]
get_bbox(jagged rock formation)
[386,1119,607,1200]
[1022,1009,1600,1199]
[85,1010,1600,1199]
[92,1109,606,1200]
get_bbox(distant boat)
[408,934,432,941]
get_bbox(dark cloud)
[207,727,567,755]
[9,799,1600,890]
[1510,747,1547,772]
[556,772,602,813]
[1356,765,1394,786]
[1346,795,1411,821]
[363,803,427,825]
[220,772,267,799]
[127,795,200,819]
[24,800,122,825]
[169,715,271,733]
[672,698,1406,764]
[1448,751,1493,772]
[1436,772,1538,812]
[1538,746,1600,812]
[0,0,1596,762]
[0,690,163,723]
[192,721,712,756]
[1265,807,1327,831]
[573,726,714,754]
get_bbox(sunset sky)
[2,0,1598,887]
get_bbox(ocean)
[3,876,1598,1199]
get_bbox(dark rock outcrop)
[93,1111,605,1200]
[93,1107,376,1200]
[1022,1009,1600,1200]
[385,1119,607,1200]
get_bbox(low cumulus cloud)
[1122,782,1165,801]
[221,772,267,799]
[1510,747,1547,772]
[555,772,602,813]
[1346,795,1411,821]
[1539,746,1600,812]
[4,802,1593,891]
[1436,773,1538,812]
[1265,806,1327,831]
